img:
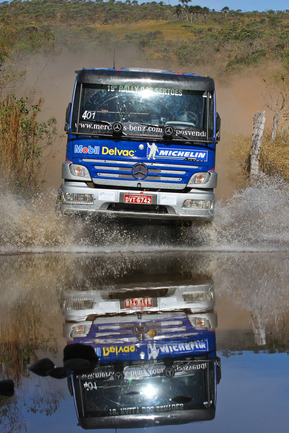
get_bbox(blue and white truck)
[58,68,220,222]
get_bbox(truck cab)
[58,68,220,222]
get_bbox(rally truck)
[57,68,220,222]
[66,311,220,429]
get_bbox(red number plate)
[124,298,153,308]
[124,194,152,204]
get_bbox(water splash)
[0,175,289,253]
[0,189,69,253]
[0,188,175,253]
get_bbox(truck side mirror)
[216,112,221,141]
[65,103,72,132]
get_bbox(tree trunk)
[250,110,266,180]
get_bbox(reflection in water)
[0,380,14,397]
[72,357,219,429]
[28,256,220,428]
[0,250,288,432]
[62,280,214,321]
[31,313,219,429]
[212,252,289,348]
[0,254,62,384]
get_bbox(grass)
[261,132,289,180]
[228,129,289,188]
[96,20,200,41]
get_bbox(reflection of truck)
[64,310,217,343]
[61,280,214,322]
[57,68,220,222]
[67,312,220,428]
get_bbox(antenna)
[113,48,116,69]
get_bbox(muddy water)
[0,178,289,433]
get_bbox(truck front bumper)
[57,182,215,221]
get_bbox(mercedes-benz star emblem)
[112,122,122,132]
[132,163,148,180]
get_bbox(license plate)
[124,194,152,205]
[124,298,153,308]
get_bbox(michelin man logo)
[148,342,159,360]
[147,142,159,160]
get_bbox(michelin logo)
[147,142,159,160]
[146,144,208,162]
[148,342,160,360]
[159,340,208,355]
[147,340,208,359]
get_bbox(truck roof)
[75,68,215,92]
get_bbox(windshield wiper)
[89,119,111,126]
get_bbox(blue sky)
[166,1,288,12]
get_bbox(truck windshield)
[75,361,215,418]
[71,83,214,141]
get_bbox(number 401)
[82,110,96,120]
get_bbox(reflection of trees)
[0,293,57,383]
[0,380,63,433]
[28,395,60,416]
[250,310,266,346]
[213,253,289,349]
[0,254,64,385]
[219,324,289,354]
[0,397,27,433]
[0,255,68,432]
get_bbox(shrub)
[0,95,57,193]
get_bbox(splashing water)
[0,175,288,254]
[0,189,68,253]
[210,175,289,251]
[0,188,175,253]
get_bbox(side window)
[208,93,214,138]
[71,84,81,131]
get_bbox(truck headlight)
[183,199,212,209]
[188,172,210,186]
[69,164,90,178]
[188,316,211,330]
[61,193,94,204]
[64,299,94,310]
[183,291,214,303]
[70,324,91,338]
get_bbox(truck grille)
[93,317,189,343]
[83,159,198,189]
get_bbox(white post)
[250,110,266,180]
[271,111,279,141]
